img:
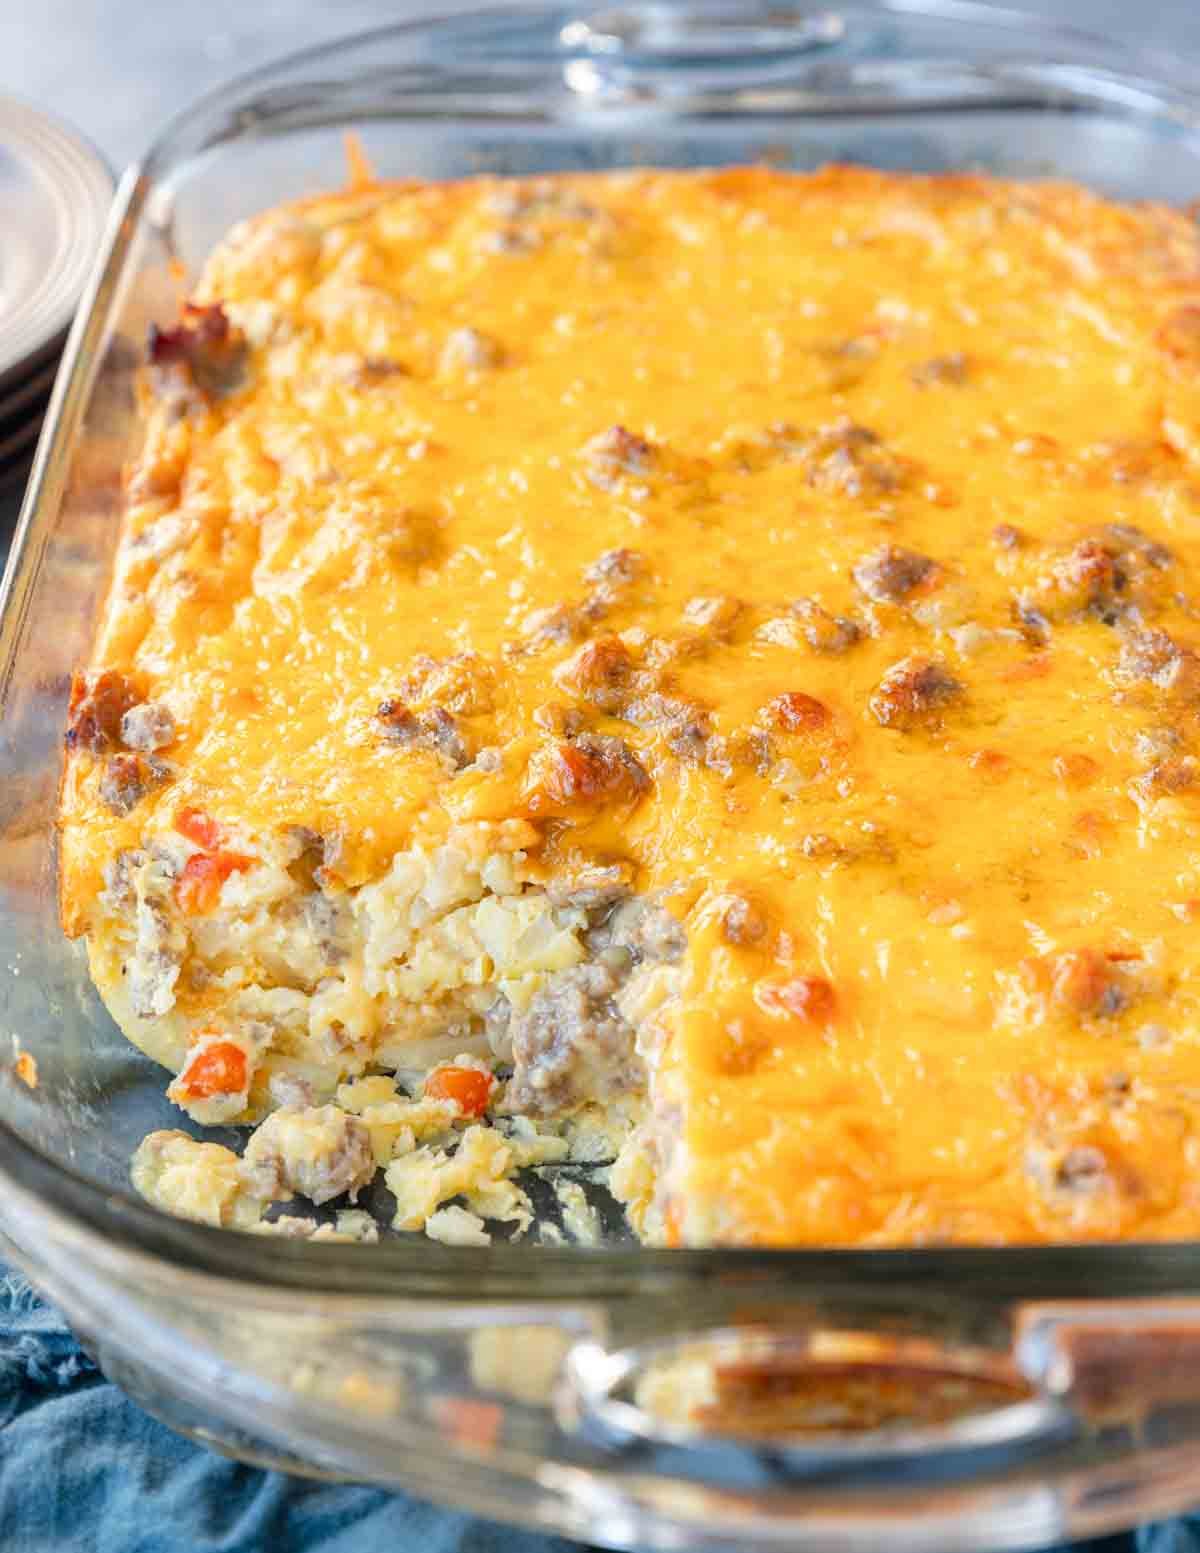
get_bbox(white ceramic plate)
[0,97,112,392]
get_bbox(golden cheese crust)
[58,165,1200,1246]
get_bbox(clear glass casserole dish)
[7,3,1200,1545]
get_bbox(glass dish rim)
[7,0,1200,1297]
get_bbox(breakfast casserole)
[56,164,1200,1248]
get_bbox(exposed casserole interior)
[57,165,1200,1246]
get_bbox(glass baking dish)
[7,2,1200,1546]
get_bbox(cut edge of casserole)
[91,811,680,1244]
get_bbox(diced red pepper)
[177,1040,248,1100]
[175,807,223,850]
[424,1065,494,1118]
[176,850,253,914]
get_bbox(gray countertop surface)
[3,0,1200,172]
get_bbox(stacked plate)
[0,97,113,491]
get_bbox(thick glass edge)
[6,3,1200,1294]
[0,167,141,696]
[6,1101,1200,1295]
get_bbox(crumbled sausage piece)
[720,894,769,946]
[128,895,184,1019]
[100,847,141,914]
[544,863,635,912]
[525,733,650,814]
[868,655,963,730]
[1115,626,1200,694]
[1026,1140,1113,1201]
[583,425,656,491]
[1026,526,1175,630]
[301,892,352,965]
[623,691,712,764]
[1132,755,1198,799]
[570,733,650,798]
[1133,725,1182,765]
[376,700,423,740]
[801,419,906,498]
[766,692,831,733]
[521,572,637,651]
[506,962,640,1117]
[1055,538,1120,615]
[588,895,686,965]
[532,702,588,738]
[910,352,968,387]
[419,708,472,770]
[98,753,172,816]
[240,1105,376,1206]
[1024,537,1127,625]
[584,548,643,587]
[285,825,345,892]
[397,652,496,716]
[682,594,743,640]
[789,598,861,654]
[376,700,472,770]
[1053,1146,1110,1192]
[553,635,635,712]
[991,523,1024,550]
[439,327,504,374]
[1097,523,1173,572]
[148,301,247,402]
[853,544,938,604]
[119,701,176,752]
[1034,948,1129,1019]
[520,602,584,648]
[65,669,144,754]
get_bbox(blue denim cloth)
[0,1263,1190,1553]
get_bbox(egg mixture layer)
[57,164,1200,1246]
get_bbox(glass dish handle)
[1018,1299,1200,1423]
[557,1296,1200,1482]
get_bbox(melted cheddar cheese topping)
[60,166,1200,1245]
